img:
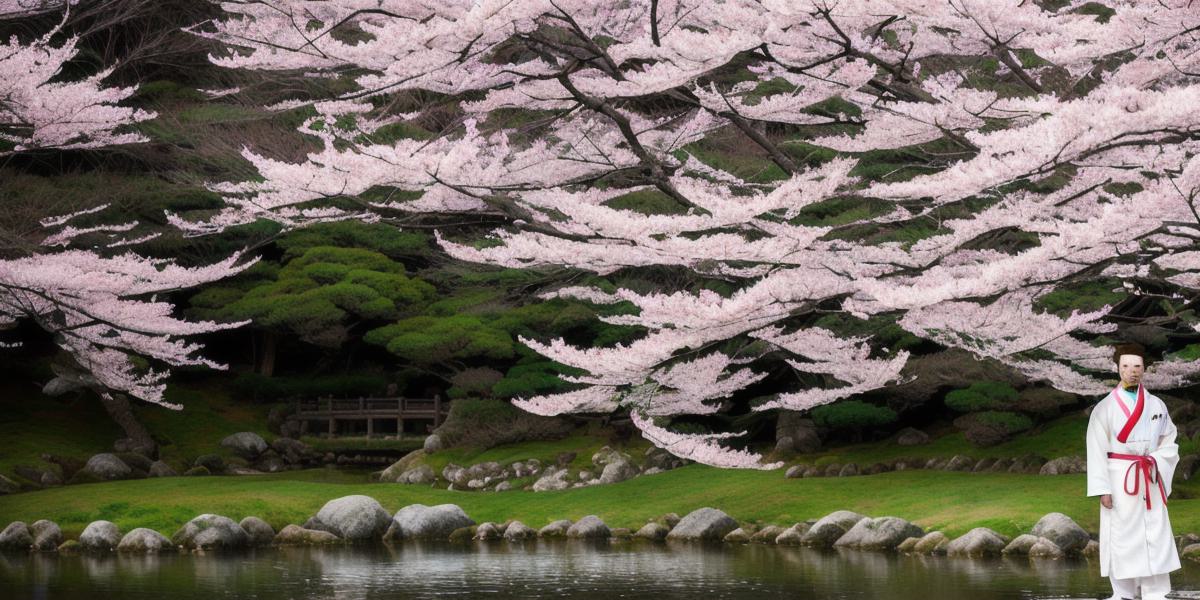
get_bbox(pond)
[2,541,1199,599]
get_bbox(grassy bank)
[3,465,1198,542]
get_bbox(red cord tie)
[1107,452,1167,510]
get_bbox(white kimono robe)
[1086,385,1181,580]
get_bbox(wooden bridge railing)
[293,396,447,438]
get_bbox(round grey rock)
[532,468,571,492]
[946,527,1009,557]
[503,521,536,541]
[83,453,131,480]
[79,521,121,552]
[801,510,867,548]
[239,517,275,546]
[117,528,173,553]
[221,432,268,459]
[148,461,177,478]
[1039,456,1086,475]
[385,503,474,541]
[566,515,610,539]
[896,427,930,446]
[775,523,810,546]
[1002,534,1039,555]
[1029,537,1065,559]
[598,458,639,485]
[666,507,738,542]
[833,516,923,551]
[1030,512,1090,554]
[0,521,32,551]
[913,531,949,554]
[538,519,573,538]
[634,522,669,541]
[30,519,62,552]
[171,514,249,550]
[274,524,340,545]
[423,434,443,453]
[311,495,392,541]
[751,525,786,544]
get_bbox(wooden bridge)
[293,396,448,438]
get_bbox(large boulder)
[30,519,62,552]
[309,495,392,541]
[634,522,670,541]
[538,519,573,538]
[1030,512,1090,554]
[833,517,923,551]
[240,517,276,546]
[221,432,268,459]
[385,504,474,541]
[82,453,132,481]
[117,528,173,553]
[1039,456,1086,475]
[801,511,867,548]
[946,527,1009,557]
[1182,543,1200,563]
[0,521,33,551]
[566,515,610,539]
[666,508,738,542]
[274,524,341,545]
[172,514,249,550]
[423,434,443,453]
[79,521,121,552]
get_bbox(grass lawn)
[3,465,1198,542]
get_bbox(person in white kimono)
[1086,343,1181,600]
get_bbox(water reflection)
[0,541,1197,599]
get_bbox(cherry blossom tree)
[1,2,252,452]
[189,0,1200,467]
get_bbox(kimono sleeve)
[1150,399,1180,497]
[1086,400,1113,497]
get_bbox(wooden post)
[367,417,373,439]
[326,398,336,436]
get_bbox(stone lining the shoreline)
[5,495,1196,564]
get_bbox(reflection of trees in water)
[0,542,1194,598]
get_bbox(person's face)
[1118,354,1144,388]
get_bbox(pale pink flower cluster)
[189,0,1200,466]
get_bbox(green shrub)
[975,411,1034,434]
[811,400,897,431]
[945,381,1019,413]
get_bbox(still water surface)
[2,541,1199,599]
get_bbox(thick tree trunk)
[259,331,278,377]
[97,392,157,457]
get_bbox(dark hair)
[1111,343,1148,366]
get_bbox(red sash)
[1107,452,1167,510]
[1112,384,1145,443]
